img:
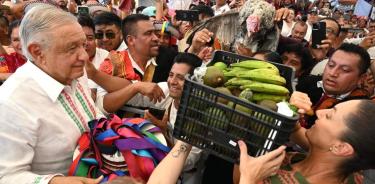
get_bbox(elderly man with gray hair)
[0,5,104,184]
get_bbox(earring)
[329,147,333,151]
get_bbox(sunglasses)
[95,32,116,39]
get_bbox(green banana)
[224,78,253,87]
[240,68,279,75]
[251,93,288,102]
[241,82,289,95]
[237,71,286,85]
[231,60,279,72]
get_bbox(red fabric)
[118,0,132,11]
[0,52,26,73]
[99,50,142,81]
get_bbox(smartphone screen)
[148,108,166,120]
[77,6,89,15]
[311,22,326,49]
[175,10,199,21]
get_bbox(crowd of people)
[1,0,375,183]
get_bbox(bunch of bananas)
[222,60,290,105]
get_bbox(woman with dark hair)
[233,98,375,184]
[0,20,26,82]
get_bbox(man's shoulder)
[0,72,37,109]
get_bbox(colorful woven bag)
[68,114,170,183]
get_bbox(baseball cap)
[309,7,318,14]
[153,21,181,38]
[141,6,156,17]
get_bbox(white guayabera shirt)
[0,61,104,184]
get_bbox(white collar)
[317,80,351,100]
[116,41,128,51]
[25,61,66,102]
[127,50,157,76]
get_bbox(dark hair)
[0,15,8,29]
[173,53,202,74]
[281,43,315,76]
[93,12,121,28]
[254,50,283,64]
[136,6,146,14]
[191,4,214,18]
[293,20,307,29]
[77,14,95,32]
[338,100,375,179]
[8,20,21,37]
[121,14,150,45]
[321,17,341,36]
[332,43,370,75]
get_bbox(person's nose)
[78,46,89,62]
[328,67,339,78]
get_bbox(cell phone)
[175,10,199,21]
[311,21,326,49]
[276,20,283,30]
[77,5,89,15]
[348,28,364,34]
[148,107,166,120]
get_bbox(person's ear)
[331,142,354,157]
[28,43,45,65]
[126,35,135,47]
[357,72,368,87]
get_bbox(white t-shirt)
[88,48,109,89]
[212,4,231,16]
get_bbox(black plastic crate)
[173,51,298,163]
[210,50,295,92]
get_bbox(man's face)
[178,21,192,35]
[54,0,67,8]
[291,24,307,41]
[154,31,171,47]
[282,52,303,77]
[167,63,191,99]
[10,26,22,55]
[216,0,226,6]
[128,20,159,58]
[368,22,375,32]
[323,19,339,44]
[95,24,122,51]
[36,23,89,85]
[308,13,319,24]
[323,50,364,95]
[82,26,96,59]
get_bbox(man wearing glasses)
[93,12,127,52]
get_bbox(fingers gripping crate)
[173,51,298,163]
[210,50,296,92]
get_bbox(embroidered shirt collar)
[317,80,351,100]
[127,50,157,76]
[26,61,74,102]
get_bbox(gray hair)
[20,5,77,61]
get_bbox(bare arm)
[155,0,163,21]
[147,141,192,184]
[102,82,166,113]
[85,61,131,93]
[102,83,139,113]
[0,73,12,81]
